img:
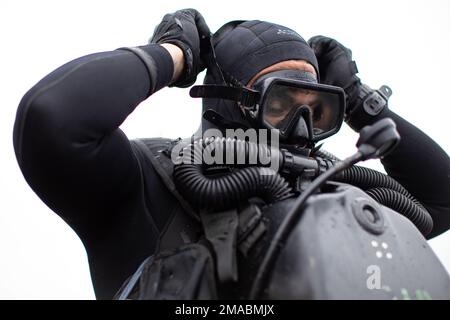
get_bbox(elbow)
[13,87,68,168]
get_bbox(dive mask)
[190,69,346,146]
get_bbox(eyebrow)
[288,90,318,101]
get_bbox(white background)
[0,0,448,299]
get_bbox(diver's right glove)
[308,36,391,131]
[150,8,211,88]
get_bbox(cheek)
[265,115,282,126]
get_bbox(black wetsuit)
[13,44,450,299]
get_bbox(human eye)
[266,93,293,115]
[267,101,287,116]
[312,102,323,122]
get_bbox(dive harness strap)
[200,204,266,284]
[200,209,239,283]
[131,138,199,221]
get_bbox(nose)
[288,105,313,146]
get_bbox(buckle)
[362,85,392,116]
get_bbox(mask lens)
[262,82,342,139]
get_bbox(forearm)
[13,43,178,222]
[16,44,174,151]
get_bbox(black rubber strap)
[190,85,260,108]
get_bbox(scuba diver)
[13,9,450,300]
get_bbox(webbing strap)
[117,255,154,300]
[131,138,199,221]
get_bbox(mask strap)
[190,85,260,108]
[201,36,227,85]
[202,109,251,130]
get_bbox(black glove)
[309,36,391,131]
[150,8,211,88]
[308,35,362,114]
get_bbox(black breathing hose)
[173,137,292,210]
[314,149,433,236]
[338,165,414,199]
[365,188,433,235]
[314,149,340,161]
[173,139,432,234]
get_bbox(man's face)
[264,87,318,127]
[264,86,335,133]
[247,60,338,135]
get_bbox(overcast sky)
[0,0,448,299]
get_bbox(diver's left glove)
[308,36,391,131]
[150,8,211,88]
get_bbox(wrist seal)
[117,44,173,97]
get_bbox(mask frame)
[190,75,346,144]
[251,77,346,142]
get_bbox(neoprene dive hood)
[198,20,322,137]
